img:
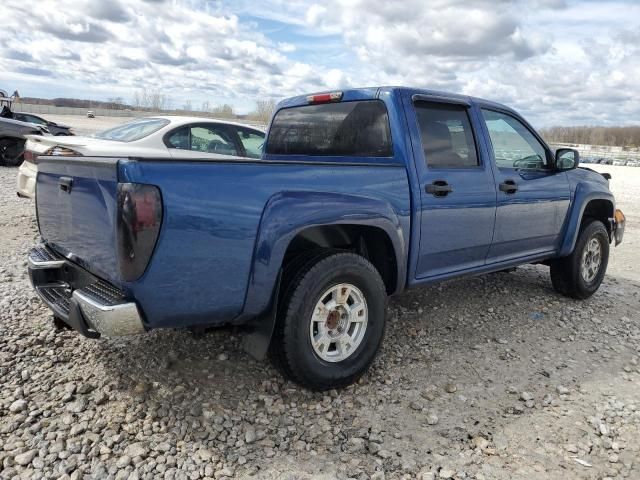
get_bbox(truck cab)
[28,87,624,390]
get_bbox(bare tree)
[132,91,142,110]
[251,99,277,124]
[131,89,169,112]
[210,104,234,118]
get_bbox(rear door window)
[233,127,265,159]
[414,102,479,169]
[166,124,240,156]
[190,126,238,155]
[266,100,392,157]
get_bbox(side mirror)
[555,148,579,171]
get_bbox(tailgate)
[36,157,121,283]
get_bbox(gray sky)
[1,0,638,127]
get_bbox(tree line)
[18,96,129,110]
[540,126,640,148]
[18,90,278,124]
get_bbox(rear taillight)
[44,146,83,156]
[116,183,163,282]
[23,150,36,162]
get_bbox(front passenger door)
[480,109,571,263]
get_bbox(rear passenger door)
[406,96,497,279]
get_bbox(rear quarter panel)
[119,159,411,329]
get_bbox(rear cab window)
[266,100,392,157]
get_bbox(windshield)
[94,118,169,142]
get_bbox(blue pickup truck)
[29,87,625,390]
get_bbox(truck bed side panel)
[119,160,410,329]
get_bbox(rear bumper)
[28,244,145,337]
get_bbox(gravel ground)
[1,165,639,480]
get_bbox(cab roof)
[278,86,520,117]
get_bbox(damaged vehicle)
[12,112,73,136]
[0,115,47,167]
[1,91,49,167]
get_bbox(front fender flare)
[558,184,614,257]
[237,191,407,321]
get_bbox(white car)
[16,116,266,198]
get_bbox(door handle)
[425,180,452,197]
[499,179,518,194]
[59,176,73,193]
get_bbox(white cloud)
[0,0,639,124]
[299,0,640,126]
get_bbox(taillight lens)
[116,183,163,282]
[23,150,36,162]
[44,146,83,156]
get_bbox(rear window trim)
[265,99,394,158]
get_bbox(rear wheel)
[270,252,387,390]
[550,219,609,299]
[0,138,24,166]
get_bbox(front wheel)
[550,220,610,299]
[271,252,387,390]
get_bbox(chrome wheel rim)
[581,237,602,283]
[309,283,368,363]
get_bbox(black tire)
[550,219,609,299]
[0,138,24,167]
[270,251,387,390]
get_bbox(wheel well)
[283,225,398,294]
[582,199,614,233]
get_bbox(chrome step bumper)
[28,245,145,337]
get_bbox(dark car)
[0,116,46,166]
[12,112,73,136]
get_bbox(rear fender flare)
[239,191,406,320]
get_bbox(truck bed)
[35,156,411,329]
